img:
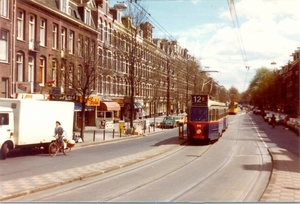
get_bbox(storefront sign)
[16,82,32,93]
[79,96,100,106]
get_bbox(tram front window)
[190,107,208,121]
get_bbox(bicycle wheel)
[48,142,58,157]
[62,147,71,155]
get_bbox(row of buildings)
[0,0,201,129]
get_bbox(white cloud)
[176,0,300,92]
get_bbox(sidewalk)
[73,117,167,145]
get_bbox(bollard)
[178,122,184,139]
[120,131,121,138]
[93,130,96,142]
[148,126,150,133]
[103,129,105,140]
[112,129,115,139]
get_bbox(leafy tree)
[57,40,112,142]
[248,67,275,108]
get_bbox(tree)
[228,86,240,102]
[57,39,112,142]
[247,67,275,108]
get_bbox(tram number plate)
[191,95,208,106]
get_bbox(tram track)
[9,113,271,202]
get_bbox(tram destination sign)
[191,95,208,106]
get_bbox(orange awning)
[99,102,120,111]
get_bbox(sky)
[109,0,300,92]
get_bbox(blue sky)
[109,0,300,92]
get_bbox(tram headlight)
[196,129,202,134]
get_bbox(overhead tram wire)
[127,0,179,42]
[227,0,250,92]
[227,0,248,67]
[126,0,177,41]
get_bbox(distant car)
[174,114,187,125]
[160,116,177,128]
[264,113,272,122]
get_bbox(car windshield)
[190,107,208,121]
[164,116,173,121]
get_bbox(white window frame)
[52,24,58,49]
[39,57,45,84]
[51,60,57,84]
[0,0,8,18]
[40,19,46,46]
[0,29,8,62]
[28,56,34,82]
[69,30,74,54]
[29,15,35,50]
[61,27,67,52]
[16,52,24,82]
[85,8,91,25]
[60,0,69,13]
[17,10,24,40]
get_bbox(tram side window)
[210,109,216,121]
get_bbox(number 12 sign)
[191,95,208,106]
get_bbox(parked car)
[174,114,187,125]
[160,116,177,128]
[264,112,272,122]
[253,107,262,115]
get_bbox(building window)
[60,0,68,13]
[98,18,102,41]
[39,57,45,84]
[85,9,91,25]
[69,30,74,54]
[61,27,67,52]
[0,29,8,62]
[52,24,58,49]
[16,52,24,82]
[78,34,83,57]
[68,64,74,88]
[17,10,24,40]
[28,56,34,83]
[0,0,8,18]
[40,19,46,46]
[29,15,35,50]
[1,78,8,98]
[51,60,57,85]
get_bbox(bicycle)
[48,136,74,157]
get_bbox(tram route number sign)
[191,95,208,106]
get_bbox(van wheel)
[1,143,9,160]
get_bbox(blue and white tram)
[187,95,228,143]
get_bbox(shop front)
[96,101,121,128]
[75,95,100,129]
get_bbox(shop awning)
[74,102,94,112]
[99,101,120,111]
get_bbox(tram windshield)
[190,107,208,121]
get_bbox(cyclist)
[54,121,67,149]
[270,114,276,128]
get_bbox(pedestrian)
[271,114,276,128]
[54,121,66,149]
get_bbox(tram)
[186,95,228,143]
[228,101,238,114]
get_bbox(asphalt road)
[5,111,285,202]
